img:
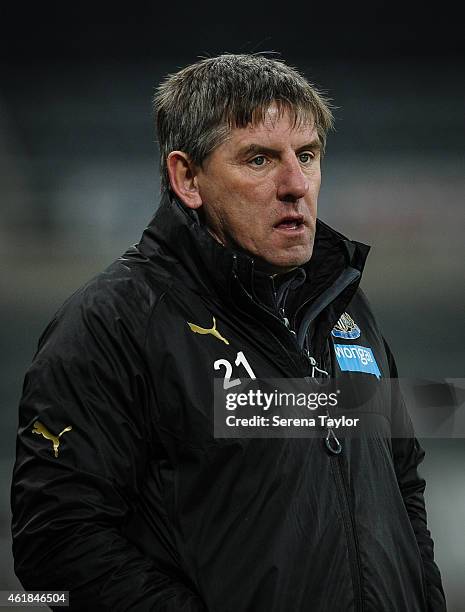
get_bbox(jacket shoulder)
[35,255,170,357]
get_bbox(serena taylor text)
[225,415,360,428]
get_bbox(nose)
[276,156,309,202]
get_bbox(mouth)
[273,215,305,231]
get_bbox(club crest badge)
[331,312,361,340]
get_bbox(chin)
[259,254,312,275]
[273,246,313,270]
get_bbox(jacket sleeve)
[11,285,206,611]
[385,339,447,612]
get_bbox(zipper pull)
[304,349,316,366]
[279,307,290,328]
[324,427,342,455]
[324,410,342,454]
[279,307,296,335]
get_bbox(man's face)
[195,106,321,273]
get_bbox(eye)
[250,155,267,166]
[298,152,315,164]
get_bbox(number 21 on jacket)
[214,351,256,389]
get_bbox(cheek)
[240,179,276,210]
[229,179,272,210]
[306,177,321,208]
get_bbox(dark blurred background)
[1,3,464,610]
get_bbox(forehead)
[226,105,317,149]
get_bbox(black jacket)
[12,193,446,611]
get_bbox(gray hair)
[153,54,334,191]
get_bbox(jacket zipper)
[230,257,366,609]
[320,339,363,609]
[234,266,365,610]
[231,268,308,376]
[331,455,364,612]
[305,339,363,610]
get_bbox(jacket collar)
[139,190,239,299]
[138,190,370,311]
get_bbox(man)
[12,54,446,611]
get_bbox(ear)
[166,151,203,209]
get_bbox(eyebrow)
[238,140,321,158]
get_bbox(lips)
[273,215,305,230]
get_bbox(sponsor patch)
[331,312,361,340]
[334,344,381,379]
